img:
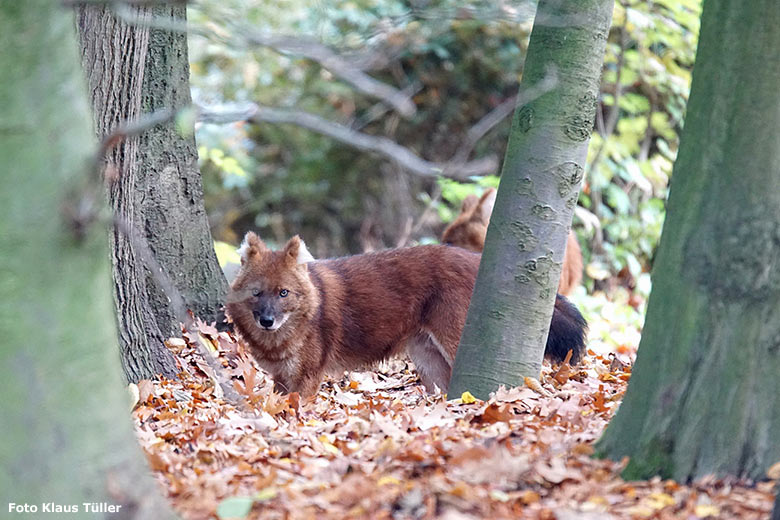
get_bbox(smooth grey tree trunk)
[77,4,228,382]
[596,0,780,481]
[0,3,173,517]
[449,0,613,399]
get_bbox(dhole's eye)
[279,289,289,297]
[252,288,261,297]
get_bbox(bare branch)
[197,72,556,181]
[240,32,417,118]
[90,107,190,329]
[352,82,422,131]
[110,3,193,33]
[109,4,416,118]
[97,108,176,158]
[198,104,497,180]
[462,96,519,149]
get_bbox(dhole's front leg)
[407,333,453,393]
[272,375,294,395]
[273,372,321,398]
[294,375,321,399]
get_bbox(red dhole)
[226,232,586,397]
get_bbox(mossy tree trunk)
[0,3,173,517]
[77,4,228,382]
[596,0,780,481]
[449,0,613,399]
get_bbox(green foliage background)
[188,0,700,300]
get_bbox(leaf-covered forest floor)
[131,291,777,520]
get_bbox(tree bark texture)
[137,4,228,339]
[596,0,780,481]
[0,4,173,517]
[449,0,613,399]
[77,4,178,382]
[77,4,228,382]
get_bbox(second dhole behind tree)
[441,188,583,295]
[227,233,587,397]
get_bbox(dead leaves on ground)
[130,320,776,519]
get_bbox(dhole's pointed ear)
[460,194,479,214]
[283,235,315,266]
[237,231,268,265]
[475,188,497,223]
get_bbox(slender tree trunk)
[449,0,613,399]
[77,4,228,382]
[773,493,779,520]
[596,0,780,481]
[0,4,173,517]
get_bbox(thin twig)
[588,19,628,177]
[114,214,246,407]
[111,2,194,33]
[574,206,603,252]
[395,185,442,248]
[353,81,422,131]
[240,32,417,118]
[97,108,175,159]
[586,16,628,251]
[91,107,176,189]
[198,104,497,180]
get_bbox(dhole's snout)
[253,310,275,329]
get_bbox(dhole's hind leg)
[406,333,452,393]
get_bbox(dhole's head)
[440,188,496,252]
[226,233,317,335]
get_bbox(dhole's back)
[307,245,480,371]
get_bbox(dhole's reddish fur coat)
[441,188,583,295]
[226,232,587,397]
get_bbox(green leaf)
[619,93,651,114]
[216,497,254,520]
[606,184,631,215]
[214,241,241,268]
[255,487,278,501]
[175,106,197,138]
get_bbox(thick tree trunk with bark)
[77,4,177,382]
[596,0,780,481]
[77,4,228,382]
[137,4,228,339]
[0,4,173,517]
[449,0,613,399]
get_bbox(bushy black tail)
[545,294,588,363]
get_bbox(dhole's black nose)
[253,310,274,329]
